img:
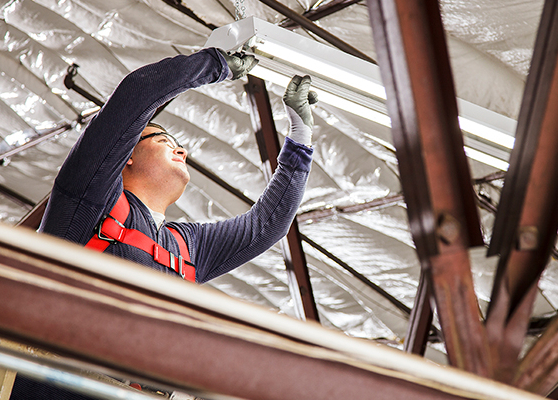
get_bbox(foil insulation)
[0,0,554,366]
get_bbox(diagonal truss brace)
[367,0,489,375]
[484,0,558,386]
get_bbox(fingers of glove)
[308,90,318,105]
[283,75,303,101]
[232,54,257,76]
[283,75,313,105]
[218,49,258,80]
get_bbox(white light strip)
[464,146,509,171]
[250,65,392,127]
[250,65,512,172]
[256,40,387,100]
[458,116,515,149]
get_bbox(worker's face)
[128,125,190,188]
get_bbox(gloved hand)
[283,75,318,146]
[217,49,258,80]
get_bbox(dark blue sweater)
[39,48,313,283]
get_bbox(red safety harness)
[86,192,195,281]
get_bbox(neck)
[123,182,182,214]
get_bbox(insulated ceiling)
[0,0,555,363]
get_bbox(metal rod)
[160,0,217,30]
[258,0,376,64]
[297,193,404,223]
[0,348,159,400]
[64,64,104,107]
[280,0,363,29]
[0,123,73,161]
[0,184,34,210]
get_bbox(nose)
[174,146,187,161]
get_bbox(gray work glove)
[217,49,258,80]
[283,75,318,146]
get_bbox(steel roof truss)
[485,0,558,385]
[367,0,490,376]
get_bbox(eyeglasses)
[138,132,183,149]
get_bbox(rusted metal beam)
[245,75,319,322]
[17,195,50,230]
[280,0,362,29]
[0,226,529,400]
[485,0,558,385]
[514,314,558,396]
[367,0,490,377]
[257,0,376,64]
[404,271,434,355]
[487,0,558,260]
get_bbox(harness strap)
[85,192,195,282]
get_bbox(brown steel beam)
[17,195,50,230]
[258,0,376,64]
[487,0,558,260]
[404,271,434,355]
[245,75,319,322]
[514,315,558,396]
[0,228,504,400]
[367,0,490,377]
[280,0,363,29]
[485,0,558,385]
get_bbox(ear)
[126,157,133,166]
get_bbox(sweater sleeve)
[172,137,313,283]
[40,48,230,243]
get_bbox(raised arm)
[176,137,313,283]
[172,75,317,283]
[39,49,231,242]
[57,49,229,204]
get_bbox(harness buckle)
[169,251,175,272]
[178,255,185,278]
[96,214,126,243]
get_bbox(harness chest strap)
[85,192,195,282]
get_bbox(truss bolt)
[517,226,538,251]
[436,213,460,244]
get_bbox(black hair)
[146,122,166,132]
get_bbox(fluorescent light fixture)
[205,17,514,170]
[464,146,509,171]
[205,17,388,121]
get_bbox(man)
[39,47,317,285]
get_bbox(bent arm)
[175,137,313,283]
[40,48,229,243]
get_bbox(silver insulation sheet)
[0,0,554,363]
